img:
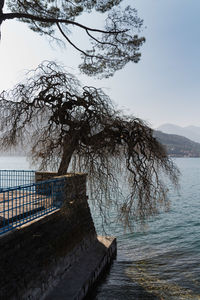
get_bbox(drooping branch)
[0,61,179,229]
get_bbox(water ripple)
[91,158,200,299]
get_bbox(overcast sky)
[0,0,200,128]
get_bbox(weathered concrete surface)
[0,173,117,299]
[0,174,97,299]
[44,236,117,300]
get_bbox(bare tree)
[0,0,145,78]
[0,62,179,228]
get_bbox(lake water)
[0,156,32,170]
[90,158,200,300]
[0,157,200,299]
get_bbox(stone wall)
[0,173,97,299]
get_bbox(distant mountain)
[157,123,200,143]
[154,130,200,157]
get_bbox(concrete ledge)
[44,236,117,300]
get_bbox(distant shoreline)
[0,154,27,157]
[169,155,200,158]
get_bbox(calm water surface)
[89,158,200,300]
[0,156,31,170]
[0,157,200,299]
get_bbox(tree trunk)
[0,1,5,28]
[57,135,77,175]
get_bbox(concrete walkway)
[44,236,116,300]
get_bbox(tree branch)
[0,61,180,229]
[57,23,106,61]
[1,12,127,34]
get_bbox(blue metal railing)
[0,171,65,235]
[0,170,35,190]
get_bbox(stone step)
[44,236,117,300]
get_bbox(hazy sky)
[0,0,200,128]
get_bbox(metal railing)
[0,172,65,235]
[0,170,35,190]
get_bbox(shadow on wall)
[0,172,117,300]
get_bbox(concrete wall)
[0,173,97,299]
